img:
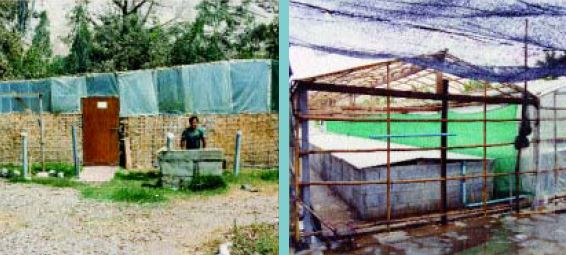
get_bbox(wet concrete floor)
[300,212,566,255]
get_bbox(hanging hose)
[515,92,532,150]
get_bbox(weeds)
[230,223,278,255]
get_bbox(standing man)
[180,116,206,149]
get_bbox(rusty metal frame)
[290,74,545,245]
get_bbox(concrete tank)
[309,133,494,220]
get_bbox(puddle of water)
[307,213,566,255]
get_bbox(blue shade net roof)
[0,59,278,116]
[290,0,566,82]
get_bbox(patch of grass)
[230,223,278,255]
[80,172,167,204]
[8,176,82,188]
[188,175,228,191]
[114,170,160,181]
[110,187,166,203]
[224,169,278,185]
[259,169,278,182]
[4,168,278,204]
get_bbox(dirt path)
[0,180,278,255]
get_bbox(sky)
[290,0,566,80]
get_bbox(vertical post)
[482,82,488,217]
[554,92,558,207]
[233,130,242,176]
[533,108,542,208]
[166,132,174,151]
[299,87,313,244]
[516,19,529,212]
[515,141,523,212]
[292,93,301,244]
[39,94,45,172]
[21,130,29,179]
[386,64,392,229]
[440,79,449,224]
[72,124,80,178]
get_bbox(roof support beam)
[297,81,539,106]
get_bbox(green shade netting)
[326,105,519,197]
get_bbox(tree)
[89,0,171,72]
[170,0,278,65]
[64,3,93,74]
[22,11,52,79]
[0,1,24,80]
[0,27,24,79]
[236,17,278,59]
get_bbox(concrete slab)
[79,166,118,183]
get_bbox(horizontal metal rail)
[300,167,566,186]
[300,142,514,155]
[298,114,566,123]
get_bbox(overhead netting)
[0,59,278,116]
[290,0,566,82]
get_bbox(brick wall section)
[0,113,82,165]
[0,113,278,170]
[123,113,279,169]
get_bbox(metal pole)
[22,130,29,179]
[39,94,45,172]
[386,64,392,229]
[440,79,449,224]
[554,92,558,210]
[482,82,488,217]
[233,130,242,176]
[292,94,301,244]
[533,108,542,208]
[72,124,80,178]
[299,87,313,245]
[516,19,529,212]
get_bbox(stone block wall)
[310,151,495,220]
[158,149,224,189]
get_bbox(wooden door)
[82,97,120,166]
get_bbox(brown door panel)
[82,97,120,166]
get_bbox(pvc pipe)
[21,131,29,179]
[166,132,174,151]
[460,159,528,208]
[233,130,242,176]
[72,125,79,177]
[465,195,528,208]
[370,133,456,139]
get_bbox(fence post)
[440,79,449,224]
[39,94,45,172]
[72,124,80,178]
[233,130,242,176]
[21,130,30,180]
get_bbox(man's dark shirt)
[181,127,205,149]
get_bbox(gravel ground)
[0,180,278,255]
